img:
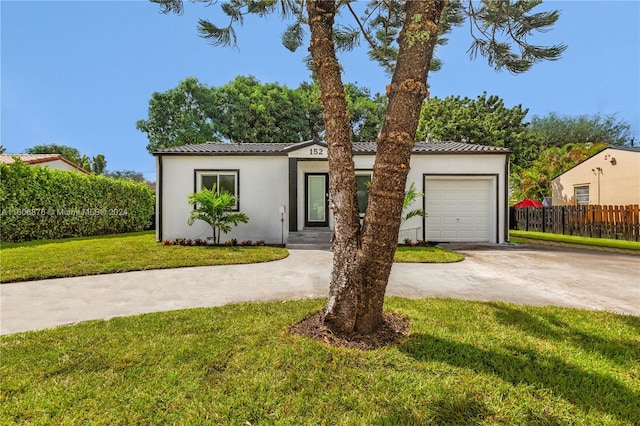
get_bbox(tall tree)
[212,75,311,143]
[152,0,565,338]
[528,112,632,148]
[136,77,219,153]
[345,84,387,141]
[91,154,107,175]
[416,93,535,167]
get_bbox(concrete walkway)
[1,245,639,335]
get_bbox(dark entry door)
[305,173,329,227]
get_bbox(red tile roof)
[0,154,90,174]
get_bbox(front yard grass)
[510,230,640,253]
[1,298,638,424]
[0,232,288,283]
[394,245,464,263]
[1,232,463,283]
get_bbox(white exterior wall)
[157,149,508,244]
[158,155,289,244]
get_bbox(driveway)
[1,244,638,335]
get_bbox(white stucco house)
[154,140,511,245]
[0,154,90,174]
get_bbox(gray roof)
[154,140,510,155]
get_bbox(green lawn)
[0,232,462,283]
[1,298,637,424]
[395,245,464,263]
[510,230,640,252]
[0,232,289,283]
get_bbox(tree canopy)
[151,0,567,338]
[136,77,218,153]
[137,76,388,152]
[416,93,533,166]
[528,112,632,148]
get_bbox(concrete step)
[287,229,333,250]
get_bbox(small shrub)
[175,238,186,246]
[224,239,238,246]
[403,237,414,246]
[256,240,266,246]
[241,240,253,246]
[162,240,174,246]
[194,238,206,246]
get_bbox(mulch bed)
[289,310,410,350]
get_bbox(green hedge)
[0,160,155,242]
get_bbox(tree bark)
[307,0,363,333]
[307,0,447,336]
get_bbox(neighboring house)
[0,154,90,174]
[552,146,640,206]
[154,140,511,244]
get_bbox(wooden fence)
[511,205,640,241]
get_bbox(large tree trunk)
[307,1,363,333]
[307,0,447,336]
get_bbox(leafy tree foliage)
[416,93,533,166]
[345,84,387,141]
[152,0,566,337]
[138,76,387,151]
[528,112,632,148]
[511,142,608,201]
[211,75,310,143]
[187,184,249,245]
[104,170,146,182]
[136,77,218,153]
[91,154,107,175]
[24,144,107,174]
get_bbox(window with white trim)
[355,172,372,215]
[195,170,239,209]
[574,185,589,206]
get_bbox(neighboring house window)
[574,185,589,206]
[195,170,239,209]
[356,172,372,216]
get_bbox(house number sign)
[309,148,324,155]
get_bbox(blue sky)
[2,1,638,181]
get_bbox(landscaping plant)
[187,184,249,245]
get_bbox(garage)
[424,176,496,243]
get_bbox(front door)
[305,173,329,227]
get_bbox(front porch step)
[287,228,333,250]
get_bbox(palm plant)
[187,184,249,245]
[401,182,426,225]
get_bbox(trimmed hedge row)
[0,160,155,242]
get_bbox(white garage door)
[425,178,493,242]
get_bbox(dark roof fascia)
[154,151,288,157]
